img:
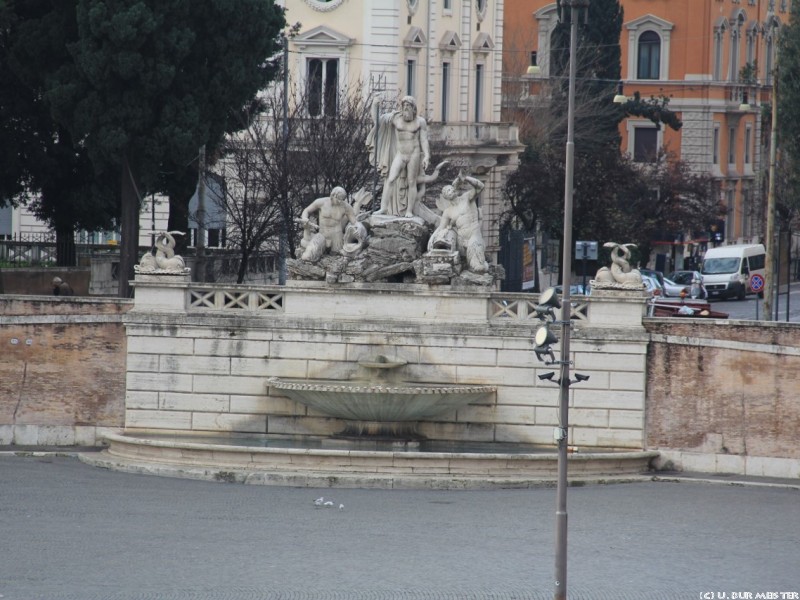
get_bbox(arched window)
[625,15,672,81]
[637,31,661,79]
[729,13,745,81]
[713,18,728,81]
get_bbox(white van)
[701,244,766,300]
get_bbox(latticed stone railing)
[187,286,284,312]
[488,294,589,322]
[184,284,590,322]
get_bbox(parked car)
[663,270,707,299]
[554,284,589,296]
[641,274,664,297]
[639,268,665,289]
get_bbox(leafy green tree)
[504,0,694,288]
[45,0,285,296]
[776,7,800,235]
[550,0,624,152]
[0,0,115,264]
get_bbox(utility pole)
[279,34,289,286]
[554,2,588,599]
[195,144,206,283]
[764,64,778,321]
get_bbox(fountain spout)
[357,354,408,370]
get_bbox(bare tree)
[211,79,377,282]
[213,129,284,284]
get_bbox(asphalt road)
[711,282,800,321]
[1,455,799,600]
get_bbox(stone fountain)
[269,354,495,444]
[82,95,659,488]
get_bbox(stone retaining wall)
[644,319,800,478]
[0,296,132,445]
[124,279,650,450]
[1,286,798,479]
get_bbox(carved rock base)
[289,217,503,287]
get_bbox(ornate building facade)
[283,0,523,264]
[503,0,790,269]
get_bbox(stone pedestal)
[131,273,191,311]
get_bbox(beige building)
[282,0,523,263]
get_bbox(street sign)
[575,241,598,260]
[750,273,765,293]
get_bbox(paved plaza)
[1,454,798,600]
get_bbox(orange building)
[503,0,790,270]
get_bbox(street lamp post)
[555,2,587,599]
[764,64,778,321]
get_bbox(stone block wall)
[3,285,798,480]
[123,281,651,449]
[0,296,132,445]
[645,320,800,478]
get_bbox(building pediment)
[439,30,462,54]
[294,25,354,51]
[625,14,674,31]
[404,26,427,49]
[472,32,495,54]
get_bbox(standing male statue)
[367,95,431,218]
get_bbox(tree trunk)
[237,247,250,284]
[118,155,140,298]
[166,165,197,257]
[55,225,76,267]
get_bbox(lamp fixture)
[526,64,541,76]
[534,287,562,321]
[538,371,556,382]
[533,325,559,364]
[613,81,627,104]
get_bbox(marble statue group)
[138,94,500,287]
[290,94,497,286]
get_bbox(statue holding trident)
[367,95,431,218]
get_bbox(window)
[625,15,672,81]
[765,22,778,84]
[713,125,720,165]
[730,14,744,81]
[475,63,483,122]
[725,187,736,240]
[742,186,752,238]
[728,126,737,165]
[633,127,657,162]
[441,62,450,122]
[744,124,752,165]
[307,58,338,117]
[745,24,757,69]
[637,31,661,79]
[443,0,451,9]
[406,59,415,96]
[713,25,726,81]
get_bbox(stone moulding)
[268,378,495,395]
[268,377,497,424]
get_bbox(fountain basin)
[267,377,495,423]
[83,432,661,489]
